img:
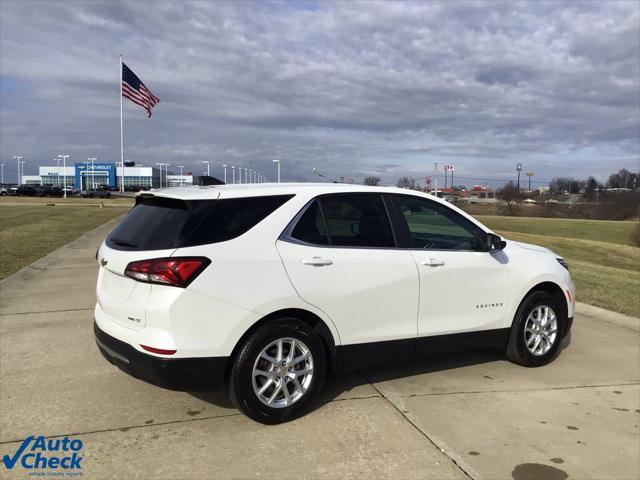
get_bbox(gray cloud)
[1,0,638,185]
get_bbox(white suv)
[94,183,575,423]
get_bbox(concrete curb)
[575,301,640,331]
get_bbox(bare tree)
[497,181,522,215]
[396,176,417,189]
[363,176,381,186]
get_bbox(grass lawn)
[478,216,640,317]
[0,201,131,279]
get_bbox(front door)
[390,194,509,338]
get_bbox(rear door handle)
[421,258,445,267]
[302,257,333,267]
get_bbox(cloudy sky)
[1,0,638,186]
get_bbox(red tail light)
[125,257,211,288]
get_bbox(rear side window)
[290,193,395,248]
[107,195,293,251]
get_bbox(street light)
[12,156,23,185]
[177,165,184,187]
[20,161,25,186]
[202,160,210,177]
[58,155,69,198]
[222,164,227,184]
[434,162,439,196]
[312,167,337,183]
[0,164,4,184]
[272,159,281,183]
[231,166,236,184]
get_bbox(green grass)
[477,217,640,317]
[0,203,130,279]
[476,215,637,247]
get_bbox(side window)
[320,193,395,248]
[290,200,330,245]
[393,195,484,250]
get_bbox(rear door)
[277,193,419,366]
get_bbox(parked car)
[94,184,576,424]
[0,185,8,196]
[16,185,37,196]
[82,188,111,198]
[63,187,78,196]
[9,185,18,195]
[34,186,64,197]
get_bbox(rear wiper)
[110,237,138,248]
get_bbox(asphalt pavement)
[1,218,638,479]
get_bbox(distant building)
[20,162,193,189]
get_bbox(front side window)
[393,195,484,250]
[290,193,395,248]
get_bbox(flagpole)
[120,55,124,193]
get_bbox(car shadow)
[188,347,505,413]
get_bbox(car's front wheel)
[506,291,566,367]
[229,318,326,424]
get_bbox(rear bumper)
[94,321,228,391]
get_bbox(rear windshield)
[107,194,294,251]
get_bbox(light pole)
[88,157,97,189]
[222,164,227,184]
[54,158,61,187]
[434,162,439,196]
[12,156,23,185]
[526,172,534,192]
[58,154,69,198]
[20,161,25,185]
[244,168,249,184]
[231,166,236,184]
[313,167,337,183]
[248,169,253,184]
[0,164,4,184]
[516,163,522,191]
[202,161,210,177]
[177,165,184,187]
[272,159,281,183]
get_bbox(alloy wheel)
[524,305,558,356]
[252,337,314,408]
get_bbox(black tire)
[229,318,326,424]
[506,291,565,367]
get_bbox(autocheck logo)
[2,435,83,473]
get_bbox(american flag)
[122,62,160,118]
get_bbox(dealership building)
[22,162,193,189]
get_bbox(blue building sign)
[75,162,116,189]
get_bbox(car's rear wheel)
[229,318,326,424]
[506,291,565,367]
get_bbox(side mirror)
[487,233,507,251]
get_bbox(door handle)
[302,257,333,267]
[422,258,445,267]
